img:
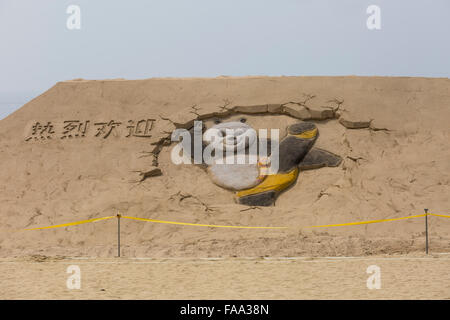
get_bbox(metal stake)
[117,212,121,257]
[424,208,429,254]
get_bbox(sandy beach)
[1,255,449,299]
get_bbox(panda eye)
[214,119,222,124]
[240,118,247,123]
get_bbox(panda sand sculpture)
[183,116,342,206]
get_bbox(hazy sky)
[1,0,449,119]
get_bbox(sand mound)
[0,76,449,258]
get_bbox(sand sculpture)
[2,77,449,258]
[181,118,342,206]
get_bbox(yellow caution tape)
[429,213,450,218]
[22,212,449,231]
[23,216,115,231]
[306,213,427,228]
[122,213,429,229]
[121,216,288,229]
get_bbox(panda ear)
[240,117,247,123]
[214,119,222,124]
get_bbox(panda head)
[204,117,257,153]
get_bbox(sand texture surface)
[0,76,449,258]
[1,255,449,299]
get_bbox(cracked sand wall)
[0,76,449,257]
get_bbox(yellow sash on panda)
[236,128,315,199]
[236,167,299,198]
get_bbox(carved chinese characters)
[25,119,155,141]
